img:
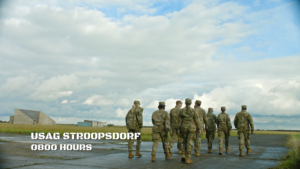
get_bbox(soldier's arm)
[165,112,172,133]
[177,108,182,129]
[248,113,254,133]
[234,114,238,129]
[171,110,178,129]
[227,114,232,130]
[203,111,208,129]
[137,108,143,128]
[125,110,130,128]
[216,115,219,128]
[194,111,201,133]
[152,113,154,125]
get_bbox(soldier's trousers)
[168,129,183,151]
[181,131,195,158]
[194,132,203,153]
[128,129,141,151]
[206,131,215,150]
[151,132,169,156]
[238,131,251,151]
[218,130,229,149]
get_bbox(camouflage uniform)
[206,108,217,150]
[216,107,232,149]
[179,99,201,159]
[168,101,183,152]
[151,102,171,156]
[193,100,207,154]
[234,105,254,151]
[126,101,143,152]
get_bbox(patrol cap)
[221,106,226,110]
[242,105,247,109]
[176,100,182,104]
[159,102,165,106]
[208,107,213,111]
[195,100,202,105]
[185,98,191,104]
[134,100,140,104]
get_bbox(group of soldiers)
[125,98,254,164]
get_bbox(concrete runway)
[0,133,289,169]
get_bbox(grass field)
[275,135,300,169]
[1,123,299,141]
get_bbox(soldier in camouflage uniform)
[234,105,254,157]
[179,98,201,164]
[193,100,207,156]
[168,100,183,154]
[151,102,173,162]
[206,108,217,153]
[216,106,232,155]
[126,100,143,158]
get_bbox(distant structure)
[9,108,56,125]
[77,120,107,127]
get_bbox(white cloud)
[61,100,68,104]
[70,100,77,103]
[116,108,128,118]
[146,100,159,109]
[83,95,112,106]
[117,98,130,107]
[29,74,78,101]
[0,74,42,93]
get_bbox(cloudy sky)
[0,0,299,130]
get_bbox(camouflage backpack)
[126,105,138,130]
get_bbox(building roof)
[18,109,39,121]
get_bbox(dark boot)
[181,153,186,162]
[219,148,222,155]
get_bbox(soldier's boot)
[165,153,171,160]
[247,149,251,155]
[168,146,172,155]
[196,151,200,157]
[151,155,156,162]
[226,148,230,153]
[178,150,183,154]
[208,149,213,153]
[181,153,186,162]
[239,151,243,157]
[135,150,142,157]
[185,157,193,164]
[219,148,222,155]
[128,151,134,158]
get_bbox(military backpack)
[126,107,138,130]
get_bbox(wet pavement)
[0,134,289,169]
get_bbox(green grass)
[274,135,300,169]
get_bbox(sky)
[0,0,299,130]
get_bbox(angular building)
[9,108,56,125]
